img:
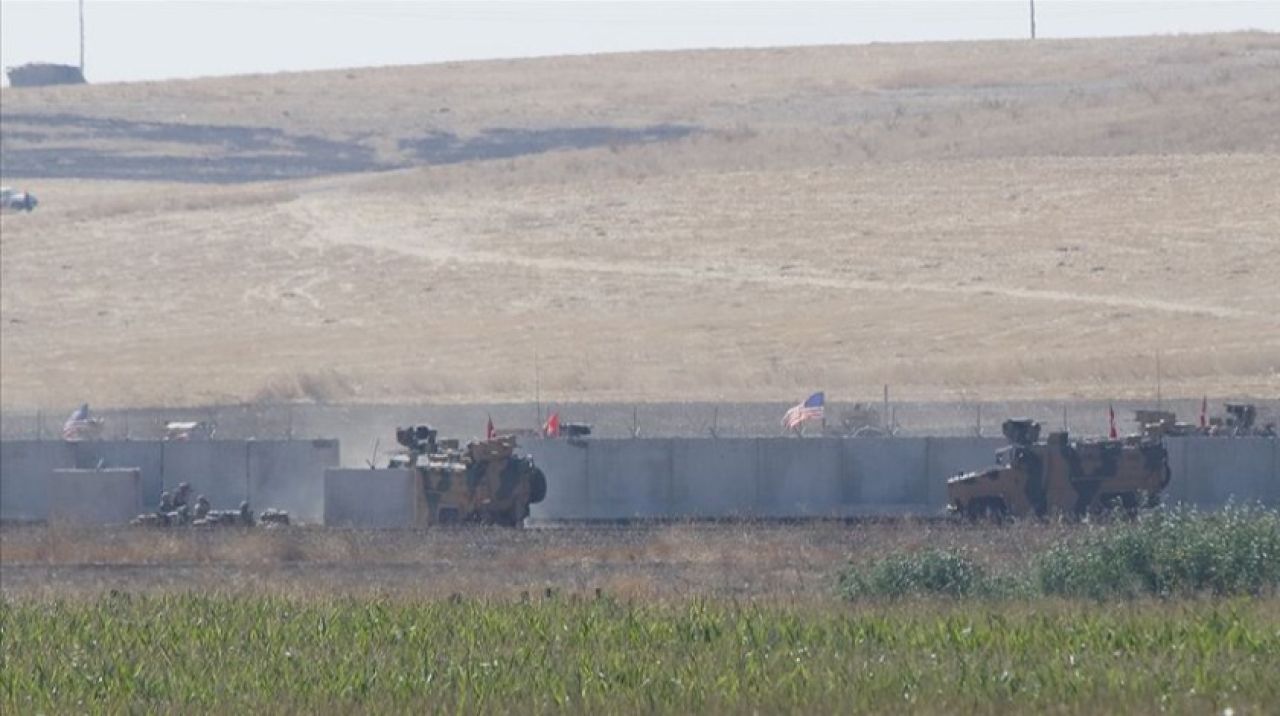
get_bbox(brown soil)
[0,521,1074,601]
[2,33,1277,408]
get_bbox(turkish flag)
[486,415,496,440]
[543,412,560,438]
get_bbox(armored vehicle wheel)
[965,498,1008,523]
[499,503,529,528]
[1097,492,1141,519]
[529,469,547,504]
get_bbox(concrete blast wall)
[324,469,417,528]
[755,438,844,517]
[47,469,142,525]
[161,441,250,508]
[525,437,1007,520]
[1,439,338,522]
[6,437,1277,524]
[523,440,590,520]
[525,436,1276,520]
[844,437,929,513]
[0,441,74,520]
[249,440,339,524]
[670,439,757,517]
[1164,437,1279,507]
[75,441,164,507]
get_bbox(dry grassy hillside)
[1,33,1278,409]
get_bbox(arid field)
[0,520,1044,600]
[2,33,1278,409]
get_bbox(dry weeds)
[0,521,1077,602]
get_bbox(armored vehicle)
[388,425,547,527]
[947,418,1170,519]
[1136,403,1276,438]
[1210,403,1277,437]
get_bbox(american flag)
[62,403,101,441]
[782,392,825,430]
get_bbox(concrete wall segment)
[1184,438,1275,507]
[670,438,758,517]
[583,439,674,519]
[47,468,142,525]
[248,439,339,524]
[522,439,590,521]
[160,441,250,509]
[843,438,928,509]
[0,440,74,520]
[74,441,165,507]
[755,438,843,517]
[323,468,417,528]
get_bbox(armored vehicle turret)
[388,424,547,527]
[947,419,1170,519]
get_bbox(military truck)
[1210,403,1277,437]
[388,425,547,527]
[947,418,1170,519]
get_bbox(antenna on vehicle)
[366,438,380,468]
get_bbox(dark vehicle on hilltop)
[947,418,1170,519]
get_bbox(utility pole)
[1029,0,1037,39]
[79,0,86,75]
[1155,351,1163,410]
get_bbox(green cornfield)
[4,594,1278,714]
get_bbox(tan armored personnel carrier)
[388,425,547,527]
[947,418,1170,519]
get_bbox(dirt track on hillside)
[1,33,1277,408]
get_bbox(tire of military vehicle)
[529,468,547,504]
[1095,492,1142,519]
[964,497,1008,523]
[488,502,525,528]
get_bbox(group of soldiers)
[131,482,290,527]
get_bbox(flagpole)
[534,343,541,428]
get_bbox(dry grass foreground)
[1,521,1072,601]
[2,33,1278,408]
